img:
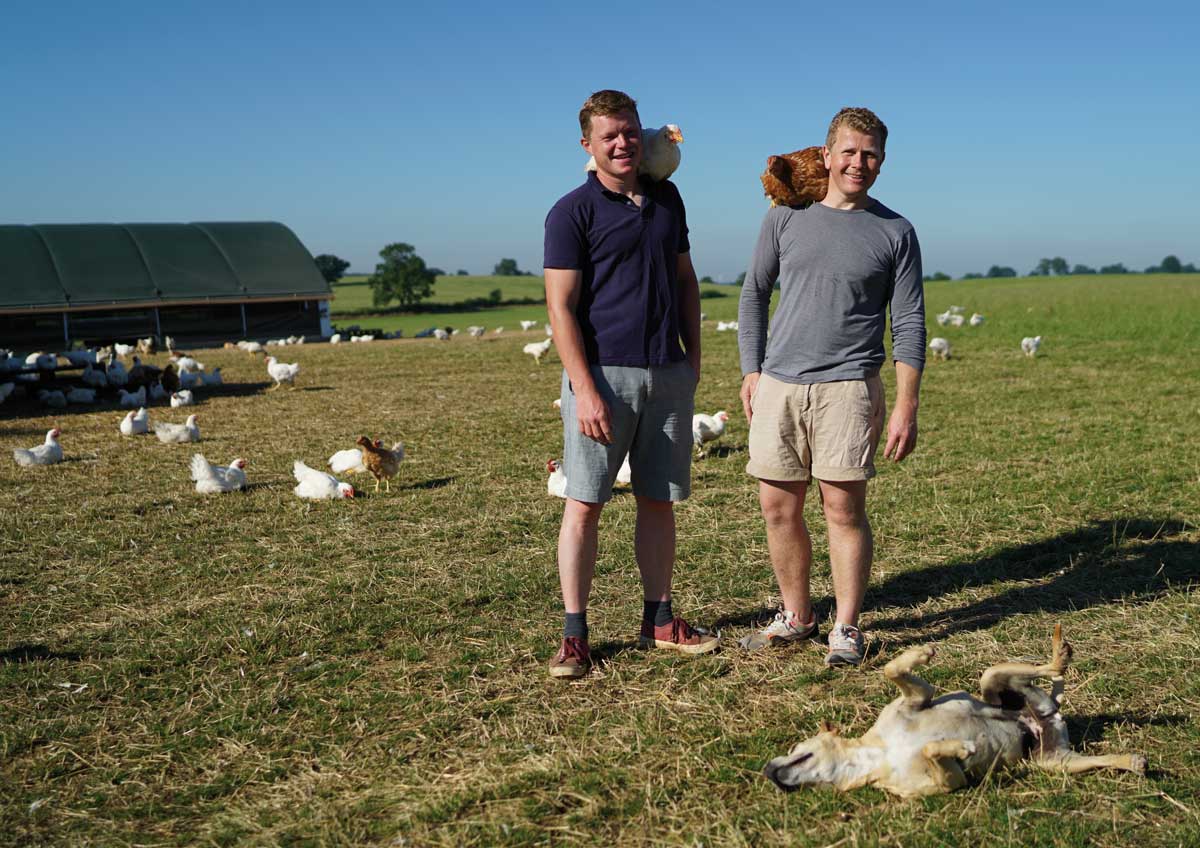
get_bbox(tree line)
[313,247,539,309]
[924,254,1196,282]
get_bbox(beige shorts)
[746,373,886,482]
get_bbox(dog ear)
[819,720,840,735]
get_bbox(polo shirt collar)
[587,171,653,208]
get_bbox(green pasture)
[1,275,1198,845]
[328,275,736,337]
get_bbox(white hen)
[328,447,366,474]
[155,414,200,444]
[969,313,985,326]
[616,453,632,486]
[81,363,108,387]
[293,460,355,500]
[585,124,684,182]
[519,320,538,331]
[929,337,951,360]
[120,407,150,436]
[524,338,553,364]
[693,410,729,454]
[14,428,63,466]
[119,386,147,408]
[547,459,568,499]
[190,454,248,494]
[38,389,67,408]
[1021,335,1043,357]
[266,356,300,389]
[66,387,96,404]
[170,390,194,408]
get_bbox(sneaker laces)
[830,623,862,647]
[558,636,589,662]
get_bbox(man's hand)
[883,401,918,461]
[740,372,760,425]
[575,387,613,445]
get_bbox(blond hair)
[579,90,640,138]
[825,107,888,153]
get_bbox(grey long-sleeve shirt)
[738,201,925,383]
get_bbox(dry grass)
[1,274,1198,846]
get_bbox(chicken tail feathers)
[190,453,215,482]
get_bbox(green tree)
[923,271,951,281]
[313,254,350,284]
[700,275,714,284]
[1159,255,1183,273]
[427,267,446,277]
[736,271,747,286]
[986,265,1017,278]
[1071,264,1096,275]
[494,258,523,276]
[368,242,436,308]
[1032,258,1053,277]
[1050,257,1070,276]
[1099,263,1129,274]
[456,269,470,275]
[962,272,983,280]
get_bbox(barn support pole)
[240,303,248,338]
[63,313,70,348]
[154,307,162,339]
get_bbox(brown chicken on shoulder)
[760,145,828,208]
[356,435,405,492]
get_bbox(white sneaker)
[825,623,865,667]
[737,610,818,651]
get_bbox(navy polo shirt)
[544,172,691,367]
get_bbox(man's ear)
[821,146,831,169]
[580,136,592,155]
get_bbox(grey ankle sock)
[564,611,588,640]
[643,599,673,627]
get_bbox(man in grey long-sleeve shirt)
[736,107,925,666]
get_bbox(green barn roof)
[0,222,330,314]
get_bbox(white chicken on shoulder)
[266,356,300,389]
[190,453,248,494]
[14,428,63,466]
[120,407,150,436]
[586,124,684,182]
[155,414,200,444]
[293,460,355,500]
[693,410,729,455]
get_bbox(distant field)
[2,274,1197,845]
[329,274,736,336]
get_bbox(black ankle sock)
[643,599,673,627]
[564,611,588,640]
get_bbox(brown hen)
[356,435,405,492]
[760,146,829,208]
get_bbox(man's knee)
[819,482,868,528]
[564,498,604,529]
[759,480,807,527]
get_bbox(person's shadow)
[864,517,1197,648]
[712,517,1198,643]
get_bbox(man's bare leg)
[558,498,603,613]
[758,479,814,623]
[635,496,674,601]
[818,479,871,626]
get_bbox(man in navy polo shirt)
[543,89,718,679]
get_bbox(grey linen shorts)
[560,361,696,503]
[746,373,886,482]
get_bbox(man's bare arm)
[883,361,921,461]
[544,267,612,444]
[676,252,702,380]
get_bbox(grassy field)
[328,275,736,337]
[2,274,1198,845]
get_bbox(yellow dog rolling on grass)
[765,625,1147,798]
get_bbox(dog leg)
[1034,750,1148,775]
[920,739,973,792]
[884,645,937,709]
[980,625,1072,716]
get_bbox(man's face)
[822,125,884,202]
[582,111,642,181]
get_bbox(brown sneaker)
[638,616,720,654]
[548,636,591,679]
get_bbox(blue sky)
[4,1,1198,280]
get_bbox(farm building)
[0,222,332,349]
